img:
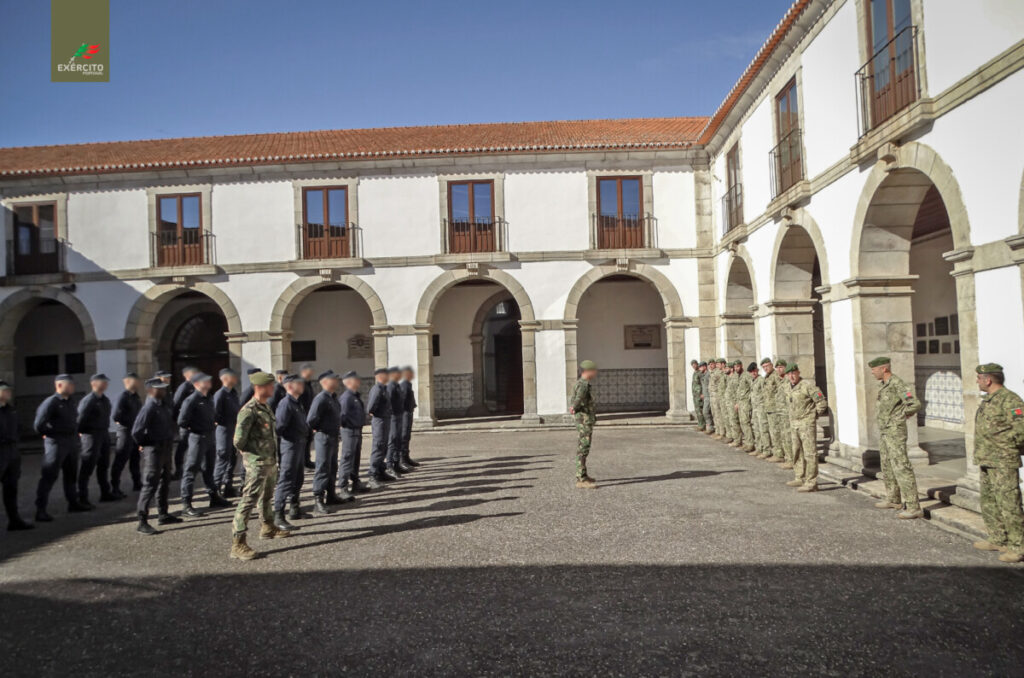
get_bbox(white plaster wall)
[215,271,297,332]
[802,171,862,283]
[829,297,861,449]
[743,220,780,304]
[535,329,567,415]
[241,341,272,386]
[653,170,697,249]
[359,175,441,258]
[74,279,152,341]
[432,283,507,374]
[388,334,418,374]
[513,260,593,320]
[66,189,149,271]
[505,171,588,252]
[923,0,1024,95]
[756,315,775,358]
[655,258,698,319]
[975,266,1024,382]
[577,280,668,369]
[212,181,294,265]
[289,288,374,376]
[735,97,774,222]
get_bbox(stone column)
[519,320,541,424]
[664,317,690,422]
[815,285,842,454]
[467,334,487,416]
[947,249,981,512]
[123,337,155,380]
[413,324,435,429]
[720,313,756,359]
[763,299,818,380]
[370,324,392,370]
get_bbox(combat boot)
[785,479,804,487]
[287,500,303,521]
[742,446,755,453]
[973,540,1004,552]
[396,461,413,474]
[35,509,54,522]
[367,476,387,490]
[313,493,330,516]
[230,534,257,560]
[260,522,291,539]
[385,464,403,478]
[997,552,1023,563]
[780,462,794,469]
[575,477,597,489]
[351,479,370,493]
[273,510,299,532]
[336,486,355,503]
[767,457,783,463]
[136,512,157,536]
[796,483,818,493]
[181,502,205,518]
[897,508,923,520]
[326,489,343,506]
[7,516,34,531]
[208,490,233,509]
[756,452,772,459]
[222,484,237,499]
[874,501,901,509]
[403,456,421,467]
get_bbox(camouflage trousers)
[770,412,792,461]
[710,397,723,435]
[736,401,754,449]
[232,455,278,536]
[694,396,706,429]
[980,466,1024,554]
[702,395,714,432]
[753,407,772,453]
[878,423,920,510]
[790,417,817,484]
[725,403,740,442]
[574,413,595,480]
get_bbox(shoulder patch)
[1014,408,1023,418]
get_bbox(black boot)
[367,476,387,490]
[288,500,310,520]
[222,484,237,499]
[350,479,369,493]
[313,494,330,516]
[336,486,355,503]
[396,462,412,474]
[208,490,233,509]
[67,501,91,513]
[304,460,316,470]
[384,465,401,479]
[403,455,421,468]
[137,512,157,535]
[181,502,205,518]
[35,508,54,522]
[273,510,299,532]
[157,512,182,525]
[7,516,34,531]
[326,490,343,506]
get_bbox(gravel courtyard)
[2,425,1023,677]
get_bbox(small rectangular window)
[291,340,317,362]
[432,334,441,357]
[25,354,60,377]
[65,352,86,374]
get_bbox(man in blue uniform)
[339,370,366,498]
[386,366,409,477]
[110,372,142,496]
[268,370,288,413]
[306,370,341,516]
[298,363,317,470]
[240,367,263,405]
[213,368,242,497]
[76,373,114,506]
[133,377,181,534]
[178,372,232,517]
[34,374,86,521]
[273,374,308,532]
[0,381,32,531]
[366,367,393,487]
[171,365,198,479]
[399,366,419,468]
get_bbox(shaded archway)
[722,254,757,362]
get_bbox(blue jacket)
[276,394,310,443]
[172,381,194,420]
[113,390,141,429]
[367,382,392,418]
[213,387,240,430]
[34,394,78,437]
[306,390,341,433]
[178,391,216,434]
[387,381,405,416]
[133,395,176,445]
[339,388,366,429]
[77,391,112,434]
[0,402,17,444]
[400,380,416,413]
[268,382,287,415]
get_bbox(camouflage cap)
[249,371,275,386]
[775,358,788,367]
[580,360,598,370]
[976,363,1004,375]
[760,357,772,366]
[868,356,891,368]
[784,363,800,374]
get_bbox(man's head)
[388,366,401,383]
[299,363,315,381]
[0,381,12,405]
[869,356,892,382]
[55,374,74,396]
[283,374,305,398]
[718,359,727,370]
[786,364,801,385]
[374,368,388,385]
[156,370,172,384]
[182,365,198,381]
[774,358,788,374]
[90,373,109,395]
[698,361,707,373]
[579,360,598,380]
[342,370,361,392]
[319,370,340,393]
[733,360,743,373]
[219,368,239,390]
[191,372,213,395]
[145,377,169,399]
[976,363,1005,394]
[123,372,141,392]
[275,369,288,384]
[690,360,698,371]
[249,372,276,401]
[761,358,773,375]
[747,362,758,377]
[401,366,415,381]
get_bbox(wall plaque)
[347,334,373,359]
[624,325,661,350]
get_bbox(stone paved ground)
[2,427,1024,677]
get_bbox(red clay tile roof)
[0,117,708,178]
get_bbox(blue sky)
[0,0,794,148]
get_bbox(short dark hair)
[991,372,1005,385]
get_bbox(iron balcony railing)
[769,128,804,199]
[855,25,921,137]
[152,230,215,267]
[4,237,69,276]
[721,184,744,235]
[589,213,656,250]
[297,221,362,259]
[443,216,507,254]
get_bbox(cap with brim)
[190,372,212,384]
[282,374,301,384]
[219,368,237,377]
[90,373,109,382]
[401,366,413,372]
[868,357,891,368]
[318,370,337,381]
[145,378,168,389]
[342,370,359,380]
[785,364,800,374]
[125,372,139,379]
[55,374,73,383]
[155,370,172,378]
[275,369,288,376]
[580,360,597,370]
[374,368,387,375]
[0,381,11,390]
[760,357,772,366]
[976,363,1004,375]
[249,372,275,386]
[246,367,262,375]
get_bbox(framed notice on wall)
[624,325,661,350]
[347,334,373,359]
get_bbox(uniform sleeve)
[177,395,193,429]
[34,398,52,435]
[275,399,290,432]
[306,395,321,429]
[234,406,253,451]
[131,405,148,442]
[366,388,379,415]
[212,391,224,425]
[1007,394,1024,447]
[570,381,588,411]
[811,384,828,415]
[76,395,92,425]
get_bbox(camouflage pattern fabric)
[232,456,278,534]
[570,378,596,480]
[735,372,754,449]
[723,372,740,442]
[691,371,705,429]
[700,370,713,432]
[231,398,278,536]
[751,376,771,453]
[764,371,788,460]
[876,374,922,510]
[788,379,827,485]
[975,387,1024,553]
[708,370,723,435]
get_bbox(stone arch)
[769,210,830,301]
[0,287,98,385]
[268,275,388,370]
[562,263,688,421]
[722,252,757,361]
[123,282,243,378]
[414,267,538,425]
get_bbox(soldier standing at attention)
[240,367,262,405]
[77,373,114,505]
[132,378,181,534]
[385,367,409,477]
[570,360,598,489]
[213,368,242,498]
[723,362,741,446]
[707,360,720,438]
[34,374,86,522]
[298,363,317,470]
[772,359,794,467]
[753,359,775,460]
[869,357,923,519]
[171,365,198,480]
[400,366,419,468]
[700,361,713,435]
[339,371,367,498]
[713,359,728,440]
[110,373,142,496]
[230,371,290,561]
[307,370,342,514]
[784,364,827,492]
[734,361,755,452]
[971,363,1024,563]
[272,374,308,532]
[366,368,394,487]
[691,360,705,431]
[178,373,232,517]
[0,381,32,531]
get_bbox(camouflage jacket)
[974,387,1024,469]
[700,370,710,399]
[751,375,764,408]
[570,378,596,418]
[723,373,739,405]
[876,374,921,429]
[735,372,753,404]
[766,371,786,413]
[691,371,704,403]
[233,398,278,465]
[788,379,828,422]
[708,370,720,398]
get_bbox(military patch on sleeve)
[1014,408,1023,419]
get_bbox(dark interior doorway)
[171,311,229,389]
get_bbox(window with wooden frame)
[595,176,644,249]
[771,79,803,196]
[446,180,495,254]
[863,0,916,129]
[155,193,206,266]
[11,201,61,275]
[302,186,351,259]
[723,144,743,233]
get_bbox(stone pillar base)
[520,413,542,425]
[907,445,931,467]
[664,409,690,423]
[823,442,875,474]
[950,475,981,513]
[412,416,436,431]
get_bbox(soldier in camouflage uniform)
[869,357,923,519]
[783,364,827,492]
[723,362,741,446]
[971,363,1024,563]
[709,360,723,439]
[691,360,706,430]
[700,362,713,434]
[733,361,755,452]
[771,359,794,467]
[570,360,598,489]
[753,358,774,460]
[230,371,290,561]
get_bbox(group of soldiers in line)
[0,363,422,561]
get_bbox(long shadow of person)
[598,469,745,487]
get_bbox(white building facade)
[2,0,1023,512]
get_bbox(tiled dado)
[590,368,669,413]
[914,367,965,426]
[434,373,474,416]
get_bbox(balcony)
[769,129,804,200]
[152,230,215,268]
[5,237,68,276]
[443,216,507,254]
[856,25,921,137]
[590,213,656,250]
[298,221,362,260]
[721,184,744,235]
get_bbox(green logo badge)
[51,0,109,82]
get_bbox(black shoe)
[350,479,369,493]
[171,470,183,481]
[381,470,398,481]
[77,499,95,510]
[222,484,237,499]
[273,510,299,532]
[137,520,158,535]
[208,492,233,509]
[396,462,412,474]
[304,461,316,470]
[132,482,143,492]
[287,502,311,520]
[367,477,386,490]
[99,492,118,502]
[181,504,205,518]
[7,517,34,531]
[336,487,355,503]
[313,495,330,516]
[67,501,91,513]
[110,489,127,500]
[35,509,54,522]
[403,457,421,467]
[385,465,403,478]
[157,513,182,525]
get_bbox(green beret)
[868,356,891,368]
[249,371,275,386]
[733,360,743,367]
[775,358,788,367]
[760,357,772,366]
[580,360,598,370]
[716,358,726,363]
[976,363,1004,375]
[784,363,800,374]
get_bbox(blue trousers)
[137,442,173,515]
[370,416,389,477]
[174,428,189,473]
[213,425,240,487]
[78,431,111,501]
[274,435,307,511]
[1,442,22,520]
[387,413,405,465]
[312,431,339,496]
[402,411,414,456]
[340,427,362,488]
[110,425,140,491]
[180,431,216,502]
[36,435,79,510]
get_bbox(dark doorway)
[483,299,523,415]
[171,312,229,389]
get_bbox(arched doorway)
[723,255,757,362]
[151,291,232,390]
[481,296,524,414]
[772,225,828,396]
